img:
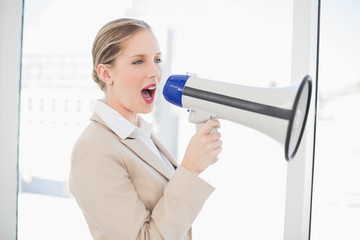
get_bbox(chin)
[139,105,154,114]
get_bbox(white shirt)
[94,99,175,174]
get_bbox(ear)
[97,64,113,86]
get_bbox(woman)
[70,18,222,240]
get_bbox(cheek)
[157,68,163,83]
[116,79,137,96]
[114,69,138,87]
[114,74,142,99]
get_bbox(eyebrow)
[128,52,162,59]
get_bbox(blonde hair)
[92,18,152,91]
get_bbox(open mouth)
[141,85,156,104]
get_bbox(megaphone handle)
[195,121,219,164]
[189,109,219,164]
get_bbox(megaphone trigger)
[189,109,218,134]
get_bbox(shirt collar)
[137,116,153,138]
[94,99,153,139]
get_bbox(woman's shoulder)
[74,120,118,149]
[70,120,128,171]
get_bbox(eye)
[132,59,143,65]
[155,58,162,64]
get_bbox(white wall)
[0,0,23,238]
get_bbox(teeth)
[147,86,156,90]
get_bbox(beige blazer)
[69,113,214,240]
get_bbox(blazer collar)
[90,113,177,180]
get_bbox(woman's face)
[105,29,162,124]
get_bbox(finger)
[214,146,222,155]
[209,132,221,141]
[198,119,220,135]
[210,139,223,150]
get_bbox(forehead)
[121,29,160,56]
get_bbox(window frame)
[0,0,24,238]
[284,0,320,239]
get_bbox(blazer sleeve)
[70,133,214,240]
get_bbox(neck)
[104,98,138,126]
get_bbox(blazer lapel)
[90,113,175,181]
[151,134,178,169]
[120,136,175,180]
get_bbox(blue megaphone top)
[162,75,190,107]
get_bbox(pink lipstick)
[141,84,157,104]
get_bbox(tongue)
[141,89,151,100]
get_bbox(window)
[310,0,360,239]
[17,0,130,238]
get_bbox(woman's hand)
[181,119,223,175]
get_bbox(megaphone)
[162,74,312,161]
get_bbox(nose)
[148,62,161,80]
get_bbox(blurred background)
[17,0,359,239]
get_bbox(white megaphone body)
[162,74,312,161]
